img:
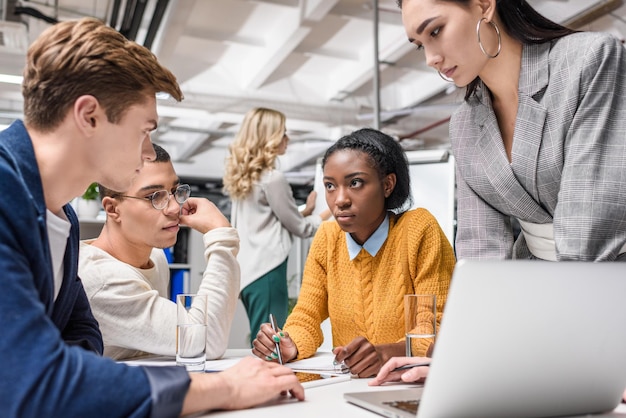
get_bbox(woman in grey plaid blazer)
[399,0,626,261]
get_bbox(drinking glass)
[404,294,437,357]
[176,294,208,372]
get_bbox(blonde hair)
[222,108,286,199]
[22,17,182,132]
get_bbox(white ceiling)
[1,0,625,182]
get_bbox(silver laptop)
[345,260,626,418]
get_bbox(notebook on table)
[345,259,626,418]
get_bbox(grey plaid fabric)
[451,32,626,261]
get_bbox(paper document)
[285,352,349,374]
[122,354,252,372]
[301,374,351,388]
[121,352,349,374]
[122,356,176,367]
[204,356,250,372]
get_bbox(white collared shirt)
[346,213,389,260]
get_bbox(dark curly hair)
[322,128,412,214]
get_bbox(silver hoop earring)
[438,71,454,83]
[476,17,501,59]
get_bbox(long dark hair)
[397,0,577,100]
[322,128,413,214]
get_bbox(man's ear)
[73,95,101,135]
[101,196,121,223]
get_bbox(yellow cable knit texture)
[285,208,456,359]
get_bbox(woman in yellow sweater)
[252,128,456,377]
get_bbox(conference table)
[125,349,626,418]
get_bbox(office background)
[1,0,624,188]
[1,0,625,347]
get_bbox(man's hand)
[182,357,304,415]
[179,197,230,234]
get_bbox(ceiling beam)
[242,26,310,90]
[303,0,339,22]
[240,4,310,90]
[119,0,148,41]
[322,30,412,101]
[3,0,20,22]
[109,0,122,28]
[564,0,623,27]
[144,0,170,50]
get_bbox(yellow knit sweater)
[285,208,456,359]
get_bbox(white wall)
[408,154,456,246]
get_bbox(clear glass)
[176,293,208,372]
[404,294,437,357]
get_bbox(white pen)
[269,313,283,365]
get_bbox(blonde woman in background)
[223,107,330,342]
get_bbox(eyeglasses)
[116,184,191,210]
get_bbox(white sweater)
[78,227,240,360]
[231,169,322,290]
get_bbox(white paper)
[285,352,349,374]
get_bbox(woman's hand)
[251,322,298,363]
[333,337,405,378]
[300,190,317,217]
[369,356,431,386]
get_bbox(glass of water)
[176,294,208,372]
[404,294,437,357]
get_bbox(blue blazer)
[0,121,189,417]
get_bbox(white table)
[202,376,412,418]
[126,350,626,418]
[201,378,626,418]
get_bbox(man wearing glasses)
[78,143,240,361]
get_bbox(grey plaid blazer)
[451,32,626,261]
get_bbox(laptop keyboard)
[383,400,420,414]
